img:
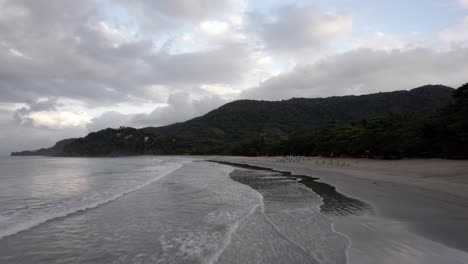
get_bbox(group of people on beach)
[276,155,307,162]
[275,156,353,167]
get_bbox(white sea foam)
[255,189,321,263]
[206,202,262,264]
[0,162,183,239]
[197,164,264,264]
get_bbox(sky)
[1,0,468,155]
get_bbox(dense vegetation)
[11,138,77,156]
[12,84,468,159]
[237,84,468,159]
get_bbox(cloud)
[144,44,255,86]
[13,98,60,125]
[13,98,91,129]
[0,0,252,152]
[25,98,61,112]
[116,0,245,21]
[0,107,86,155]
[1,0,468,154]
[115,0,247,33]
[440,16,468,44]
[85,111,133,133]
[199,20,230,35]
[175,18,248,54]
[132,93,227,127]
[0,0,255,106]
[242,47,468,100]
[459,0,468,9]
[27,111,91,129]
[248,5,353,56]
[0,1,121,103]
[87,93,227,132]
[352,32,408,51]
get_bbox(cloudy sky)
[1,0,468,155]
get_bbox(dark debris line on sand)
[209,160,373,217]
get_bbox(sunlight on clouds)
[255,55,272,66]
[200,84,240,97]
[29,111,92,129]
[94,21,135,47]
[199,20,229,35]
[8,48,25,57]
[2,41,30,59]
[313,13,353,38]
[229,14,243,27]
[176,18,247,53]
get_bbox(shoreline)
[210,156,468,255]
[209,156,468,199]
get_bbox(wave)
[0,162,183,240]
[206,202,262,264]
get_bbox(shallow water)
[217,161,372,217]
[0,156,184,239]
[221,161,468,264]
[223,168,349,264]
[0,157,345,263]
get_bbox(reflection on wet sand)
[211,161,372,217]
[212,160,468,264]
[297,176,372,216]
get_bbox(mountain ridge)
[11,85,455,157]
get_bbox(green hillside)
[12,85,460,157]
[11,138,77,156]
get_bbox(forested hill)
[144,85,453,137]
[11,138,77,156]
[12,85,456,157]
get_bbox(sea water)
[0,156,346,263]
[1,156,467,263]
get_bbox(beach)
[211,156,468,263]
[211,157,468,199]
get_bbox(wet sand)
[212,157,468,199]
[210,156,468,263]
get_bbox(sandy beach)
[211,157,468,199]
[211,156,468,263]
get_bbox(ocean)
[1,156,467,264]
[0,156,352,263]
